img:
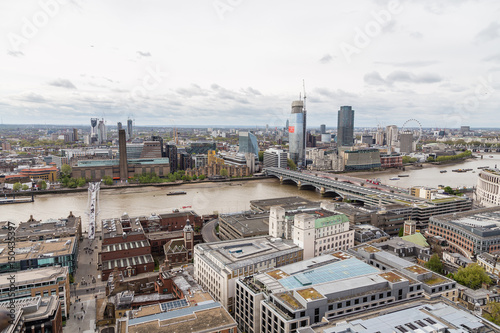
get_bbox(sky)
[0,0,499,129]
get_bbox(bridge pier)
[279,176,283,184]
[320,187,326,195]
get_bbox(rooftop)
[0,266,68,287]
[196,236,301,271]
[0,237,75,263]
[125,300,236,333]
[219,211,269,236]
[250,196,320,212]
[320,301,493,333]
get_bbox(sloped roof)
[402,232,430,247]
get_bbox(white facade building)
[475,169,500,207]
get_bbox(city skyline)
[1,1,499,127]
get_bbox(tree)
[102,176,113,186]
[220,169,228,177]
[443,186,455,195]
[198,174,206,180]
[12,182,22,191]
[258,151,264,162]
[60,164,72,178]
[425,254,444,275]
[398,227,404,237]
[21,184,29,191]
[76,177,87,187]
[451,264,491,289]
[484,302,500,325]
[38,180,47,190]
[287,158,297,170]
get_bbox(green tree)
[425,254,444,275]
[60,164,72,178]
[220,169,228,177]
[451,264,491,289]
[76,177,87,187]
[12,182,22,191]
[287,158,297,170]
[21,184,29,191]
[102,176,113,186]
[443,186,455,195]
[198,174,206,180]
[484,302,500,325]
[258,151,264,162]
[398,227,404,237]
[37,180,47,190]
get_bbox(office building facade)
[337,106,354,147]
[263,148,288,168]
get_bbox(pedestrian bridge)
[264,167,422,207]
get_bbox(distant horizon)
[0,123,498,131]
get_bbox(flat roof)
[0,266,68,287]
[219,212,269,236]
[102,254,154,271]
[196,236,301,271]
[127,300,236,333]
[250,196,320,212]
[279,257,379,290]
[0,237,75,263]
[322,301,487,333]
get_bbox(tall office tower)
[320,124,326,134]
[127,118,133,139]
[166,143,178,172]
[117,122,122,131]
[374,127,384,145]
[399,132,414,153]
[386,125,398,147]
[285,119,289,132]
[73,128,78,142]
[97,119,106,144]
[238,131,259,155]
[289,100,305,165]
[337,106,355,147]
[118,129,128,180]
[90,118,98,136]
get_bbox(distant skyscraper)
[90,118,98,136]
[289,100,305,165]
[127,118,133,139]
[320,124,326,134]
[239,132,259,155]
[399,132,414,153]
[386,125,398,147]
[97,119,106,144]
[117,122,122,131]
[337,106,354,147]
[285,119,289,132]
[118,129,128,180]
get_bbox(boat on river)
[389,177,400,180]
[440,170,447,173]
[167,191,187,196]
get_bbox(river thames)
[2,153,498,226]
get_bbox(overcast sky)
[1,0,499,128]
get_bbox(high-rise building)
[289,100,305,165]
[97,118,106,144]
[166,144,178,172]
[399,132,414,153]
[90,118,98,136]
[72,128,78,142]
[151,135,165,157]
[238,131,259,155]
[117,122,122,131]
[127,118,133,139]
[320,124,326,134]
[386,125,398,147]
[263,148,287,168]
[337,106,354,147]
[118,129,128,180]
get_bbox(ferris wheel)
[401,119,423,145]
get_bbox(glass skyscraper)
[239,131,259,155]
[289,100,305,164]
[337,106,354,147]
